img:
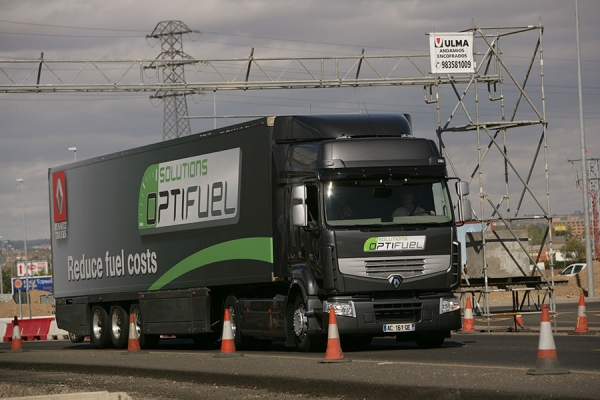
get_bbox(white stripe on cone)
[222,319,234,341]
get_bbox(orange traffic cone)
[127,314,141,352]
[320,308,350,363]
[215,308,242,357]
[11,316,23,351]
[461,297,475,332]
[573,292,589,333]
[527,304,570,375]
[515,314,525,330]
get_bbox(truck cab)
[273,114,471,349]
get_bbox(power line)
[0,19,146,32]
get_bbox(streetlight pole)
[575,0,595,297]
[16,178,31,318]
[68,147,77,161]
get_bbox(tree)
[1,268,11,294]
[561,237,586,262]
[527,224,546,246]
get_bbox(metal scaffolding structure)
[431,24,556,329]
[0,21,558,328]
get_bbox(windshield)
[324,178,453,227]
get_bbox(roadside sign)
[11,275,53,293]
[13,290,29,304]
[429,32,475,74]
[17,260,49,277]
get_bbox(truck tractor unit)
[49,114,471,350]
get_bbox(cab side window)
[305,184,319,227]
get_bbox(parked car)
[559,263,586,277]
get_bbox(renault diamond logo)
[388,275,403,289]
[55,178,64,215]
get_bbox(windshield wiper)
[358,225,384,232]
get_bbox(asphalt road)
[1,300,598,399]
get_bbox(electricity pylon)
[146,20,199,140]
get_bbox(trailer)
[49,114,471,350]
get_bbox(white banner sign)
[17,260,49,277]
[429,32,475,74]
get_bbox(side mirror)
[456,181,469,197]
[292,185,306,201]
[292,185,307,227]
[292,204,307,227]
[459,199,473,222]
[455,181,472,222]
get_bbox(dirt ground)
[0,262,598,319]
[0,290,56,319]
[486,260,600,303]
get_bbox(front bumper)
[323,295,461,336]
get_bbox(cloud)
[1,0,599,240]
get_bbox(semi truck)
[49,114,471,351]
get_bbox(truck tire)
[290,294,321,352]
[223,295,244,349]
[109,305,129,349]
[68,332,85,343]
[90,305,111,349]
[130,304,160,349]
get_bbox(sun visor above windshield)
[317,137,444,169]
[273,114,412,142]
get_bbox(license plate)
[383,323,415,332]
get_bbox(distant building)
[553,214,586,238]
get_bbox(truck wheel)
[68,332,85,343]
[223,295,244,349]
[109,305,129,349]
[130,304,160,349]
[90,305,111,349]
[290,294,320,352]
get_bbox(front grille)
[365,259,425,279]
[373,302,421,323]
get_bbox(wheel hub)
[111,311,122,340]
[293,306,307,338]
[92,309,103,339]
[228,306,237,337]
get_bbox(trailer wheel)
[68,332,85,343]
[109,305,129,349]
[129,304,160,349]
[290,294,320,352]
[223,295,243,349]
[90,305,111,349]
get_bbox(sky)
[0,0,599,241]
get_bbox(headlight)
[440,296,460,314]
[323,300,356,317]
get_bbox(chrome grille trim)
[365,259,425,278]
[339,255,450,280]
